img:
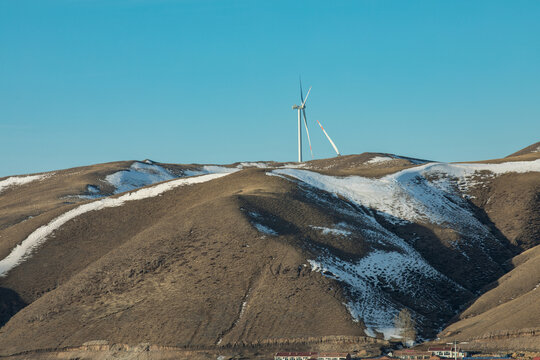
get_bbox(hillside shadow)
[465,198,521,259]
[289,181,523,338]
[231,175,522,340]
[0,287,26,327]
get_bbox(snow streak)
[105,162,176,194]
[0,172,236,277]
[0,174,50,194]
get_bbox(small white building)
[318,353,351,360]
[274,352,350,360]
[275,352,318,360]
[428,347,468,358]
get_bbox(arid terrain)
[0,142,539,359]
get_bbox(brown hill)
[434,244,540,351]
[0,167,386,356]
[506,141,540,158]
[0,150,539,357]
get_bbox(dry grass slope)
[1,144,539,356]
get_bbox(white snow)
[87,185,100,194]
[237,162,269,169]
[303,181,465,334]
[310,223,352,237]
[376,327,402,340]
[247,211,278,236]
[104,163,237,195]
[278,162,308,169]
[0,174,50,194]
[308,241,456,338]
[183,165,238,177]
[366,154,430,165]
[273,159,540,227]
[428,159,540,177]
[74,185,105,199]
[366,156,394,164]
[105,162,176,194]
[253,223,278,236]
[0,171,237,277]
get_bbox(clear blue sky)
[1,0,539,176]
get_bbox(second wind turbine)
[293,79,341,162]
[292,79,313,163]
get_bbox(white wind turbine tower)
[292,79,341,162]
[292,78,313,162]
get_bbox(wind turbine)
[292,78,341,162]
[292,78,313,162]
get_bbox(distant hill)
[0,147,539,358]
[506,141,540,157]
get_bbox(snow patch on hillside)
[238,162,269,169]
[247,211,278,236]
[183,165,238,177]
[278,163,308,169]
[366,154,430,166]
[0,171,237,277]
[300,174,466,336]
[105,162,176,194]
[311,223,352,237]
[366,156,394,164]
[273,159,540,228]
[427,159,540,177]
[308,244,456,339]
[253,223,278,236]
[0,174,51,194]
[104,162,237,195]
[76,185,105,199]
[272,160,540,337]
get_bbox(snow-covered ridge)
[105,162,177,194]
[102,162,237,195]
[0,171,237,277]
[273,159,540,226]
[301,178,467,336]
[270,159,540,337]
[0,174,51,194]
[291,170,468,337]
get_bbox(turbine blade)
[317,120,341,156]
[302,87,312,107]
[299,77,304,104]
[302,109,313,159]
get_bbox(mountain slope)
[435,244,540,351]
[506,141,540,158]
[0,149,539,356]
[0,169,370,354]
